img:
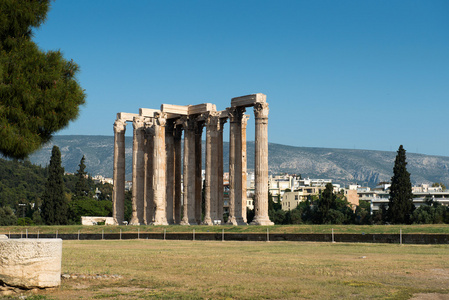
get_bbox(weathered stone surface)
[0,239,62,289]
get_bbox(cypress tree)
[0,0,86,159]
[73,155,89,200]
[317,183,336,223]
[388,145,414,224]
[41,145,68,225]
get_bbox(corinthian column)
[152,112,168,225]
[251,102,274,225]
[144,121,154,224]
[174,125,183,224]
[227,107,246,225]
[165,120,175,224]
[181,117,197,225]
[217,118,226,224]
[204,112,219,225]
[113,118,127,225]
[241,114,249,223]
[195,121,204,224]
[130,116,145,225]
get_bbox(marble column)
[241,114,249,223]
[152,112,168,225]
[181,117,197,225]
[227,107,246,225]
[165,120,175,224]
[217,118,226,224]
[130,116,145,225]
[174,125,183,224]
[203,112,219,225]
[112,119,127,225]
[195,121,204,225]
[144,121,154,224]
[251,102,274,225]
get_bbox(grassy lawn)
[26,240,449,299]
[1,224,449,235]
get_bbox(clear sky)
[34,0,449,156]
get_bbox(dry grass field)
[24,240,449,300]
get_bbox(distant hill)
[28,135,449,188]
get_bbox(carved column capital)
[133,116,145,130]
[205,111,220,131]
[227,106,246,123]
[113,119,127,133]
[154,112,167,127]
[254,102,269,119]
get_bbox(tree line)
[0,146,113,226]
[248,145,449,225]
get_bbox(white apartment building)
[358,183,449,213]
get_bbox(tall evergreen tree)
[0,0,86,159]
[317,183,336,223]
[73,155,89,200]
[41,145,68,224]
[388,145,414,224]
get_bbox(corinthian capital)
[113,119,127,133]
[254,102,269,119]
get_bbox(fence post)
[138,228,140,240]
[164,229,166,241]
[56,230,58,239]
[222,228,224,242]
[102,229,104,240]
[400,229,402,245]
[78,230,80,240]
[267,228,269,242]
[37,230,39,239]
[193,229,195,241]
[120,229,122,240]
[332,228,335,243]
[26,229,28,239]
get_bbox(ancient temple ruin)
[112,93,273,226]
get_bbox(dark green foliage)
[0,0,85,159]
[73,155,89,200]
[411,199,448,224]
[68,197,112,224]
[316,183,335,223]
[0,206,17,225]
[388,145,414,224]
[354,200,372,225]
[41,146,68,224]
[0,158,47,208]
[124,190,133,222]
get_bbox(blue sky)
[34,0,449,156]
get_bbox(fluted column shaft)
[217,118,226,224]
[153,113,168,225]
[144,122,154,224]
[195,121,204,224]
[227,107,246,225]
[251,102,274,225]
[174,125,183,224]
[204,113,219,225]
[165,120,175,224]
[241,115,249,223]
[112,119,127,225]
[181,118,197,225]
[130,116,145,225]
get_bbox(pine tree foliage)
[0,0,86,159]
[41,145,68,225]
[388,145,414,224]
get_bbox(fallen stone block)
[0,239,62,289]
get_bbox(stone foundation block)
[0,239,62,289]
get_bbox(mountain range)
[28,135,449,188]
